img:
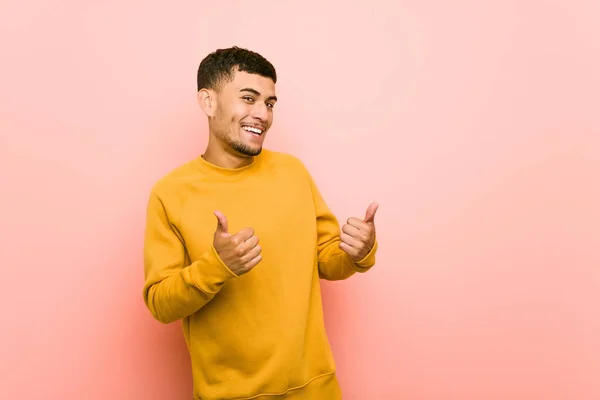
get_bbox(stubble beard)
[229,136,262,157]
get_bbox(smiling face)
[199,68,277,163]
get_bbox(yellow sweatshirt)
[142,149,378,400]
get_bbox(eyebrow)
[240,87,278,102]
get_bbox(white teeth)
[242,126,262,134]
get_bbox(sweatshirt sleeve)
[307,173,378,281]
[142,189,238,324]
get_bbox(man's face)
[209,69,277,157]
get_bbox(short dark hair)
[197,46,277,92]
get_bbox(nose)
[251,102,269,121]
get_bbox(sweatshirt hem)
[194,370,337,400]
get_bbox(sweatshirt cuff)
[188,246,238,294]
[353,240,378,270]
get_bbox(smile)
[242,125,264,135]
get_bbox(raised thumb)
[364,201,379,223]
[214,210,229,234]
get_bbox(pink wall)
[1,1,599,399]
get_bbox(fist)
[212,211,262,276]
[339,202,378,262]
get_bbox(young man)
[143,46,379,400]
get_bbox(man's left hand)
[339,202,378,262]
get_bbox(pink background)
[1,1,599,399]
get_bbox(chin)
[233,143,262,157]
[244,147,262,157]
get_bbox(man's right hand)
[212,211,262,276]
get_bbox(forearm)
[318,238,378,281]
[144,246,236,324]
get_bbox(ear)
[197,89,216,117]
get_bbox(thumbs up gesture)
[213,211,262,276]
[339,202,378,262]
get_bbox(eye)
[266,102,275,109]
[242,96,254,103]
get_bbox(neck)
[202,138,254,169]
